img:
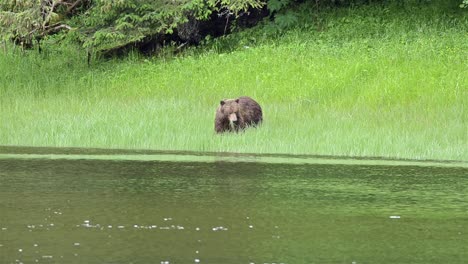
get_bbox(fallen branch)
[66,0,84,14]
[44,23,72,35]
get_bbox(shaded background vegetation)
[1,0,465,58]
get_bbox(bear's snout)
[228,113,238,123]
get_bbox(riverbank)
[1,2,467,160]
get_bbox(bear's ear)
[235,99,240,103]
[220,100,225,106]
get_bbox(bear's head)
[219,98,240,126]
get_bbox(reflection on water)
[0,151,467,263]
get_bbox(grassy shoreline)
[1,146,467,167]
[1,3,467,160]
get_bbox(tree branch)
[42,0,61,30]
[66,0,83,14]
[44,23,72,35]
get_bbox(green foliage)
[1,0,464,55]
[274,10,298,28]
[266,0,466,32]
[73,0,184,51]
[266,0,298,31]
[0,0,43,46]
[1,0,265,54]
[0,0,90,49]
[83,0,262,52]
[461,0,468,8]
[268,0,290,12]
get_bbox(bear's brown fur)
[215,96,263,133]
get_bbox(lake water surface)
[0,147,467,263]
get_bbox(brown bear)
[215,96,263,133]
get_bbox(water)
[0,148,467,263]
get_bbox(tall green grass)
[1,2,467,160]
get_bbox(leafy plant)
[461,0,468,8]
[268,0,290,12]
[1,0,265,55]
[0,0,88,48]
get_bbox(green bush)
[0,0,264,55]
